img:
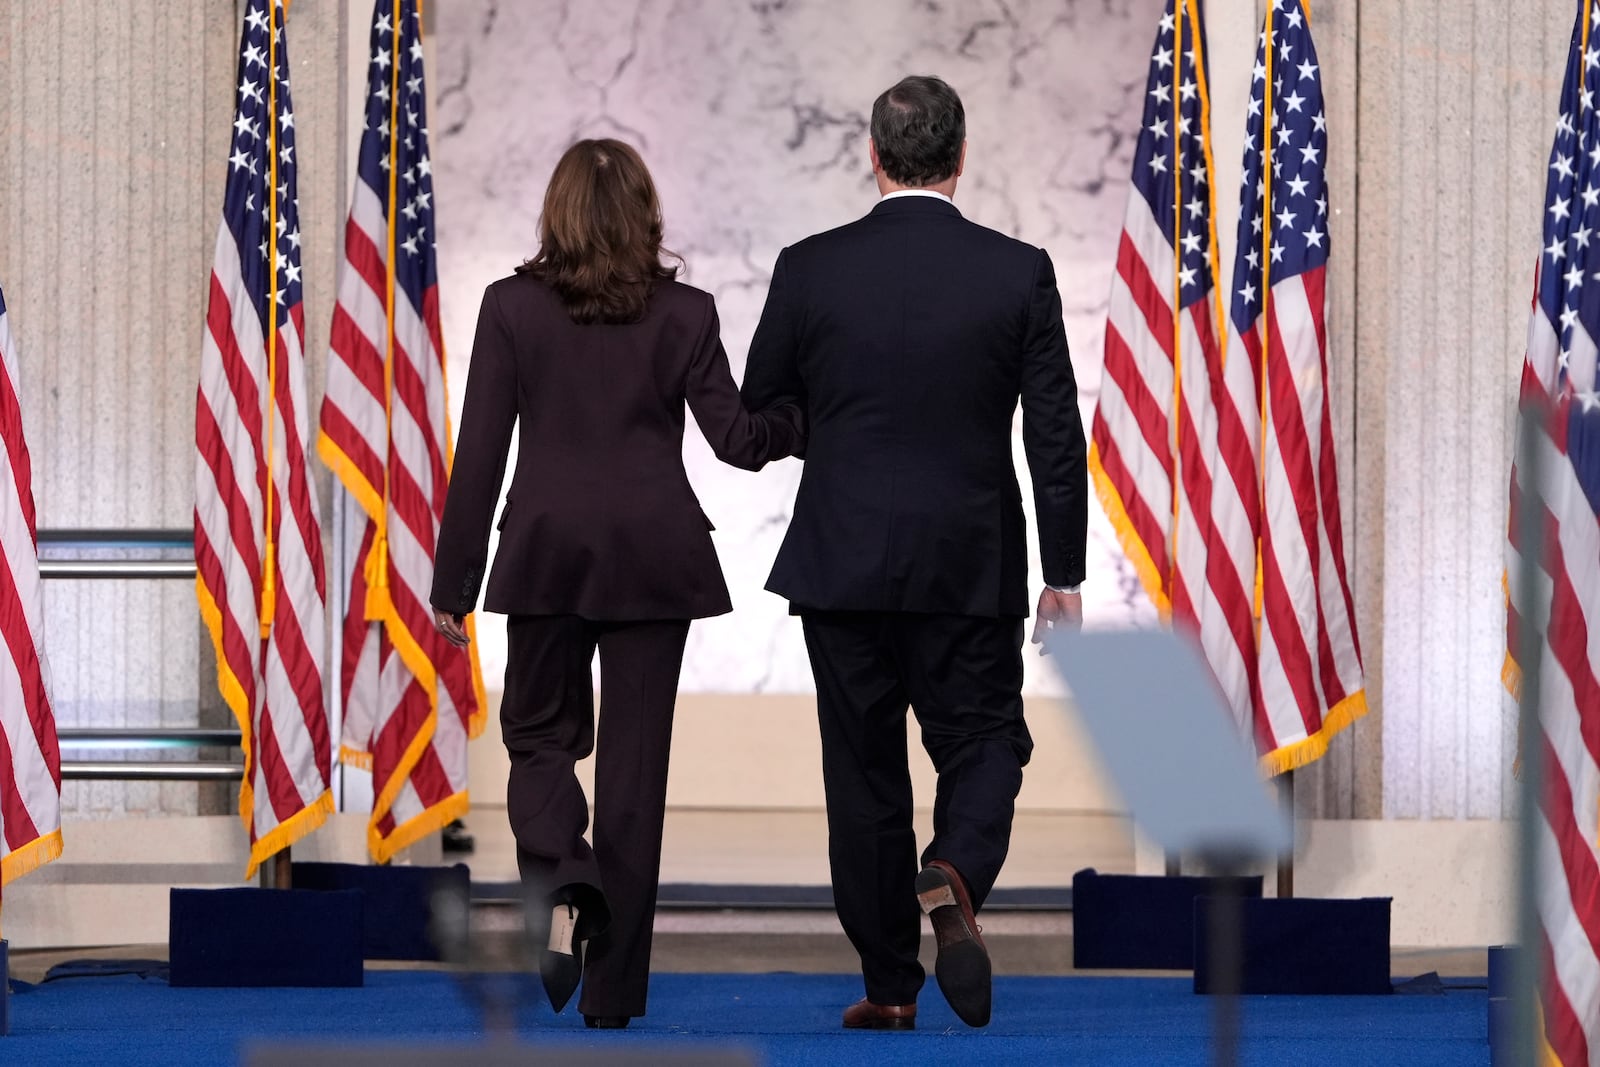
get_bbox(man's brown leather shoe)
[916,859,992,1027]
[841,998,917,1031]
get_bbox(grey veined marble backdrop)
[431,0,1161,695]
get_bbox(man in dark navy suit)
[743,75,1087,1031]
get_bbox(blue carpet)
[3,971,1488,1066]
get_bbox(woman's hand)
[434,609,470,648]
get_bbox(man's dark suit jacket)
[741,194,1087,618]
[431,275,804,622]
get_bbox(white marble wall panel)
[431,0,1165,696]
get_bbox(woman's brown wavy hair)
[518,139,680,324]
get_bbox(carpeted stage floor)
[4,970,1487,1065]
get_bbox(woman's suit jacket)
[430,274,804,621]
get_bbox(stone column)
[1358,0,1569,820]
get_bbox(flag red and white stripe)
[195,0,332,878]
[1505,3,1600,1061]
[319,0,484,863]
[0,282,63,908]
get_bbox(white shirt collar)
[880,189,954,205]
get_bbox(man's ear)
[869,139,881,174]
[956,141,967,179]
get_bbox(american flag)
[195,0,332,879]
[319,0,484,863]
[1211,0,1365,770]
[1091,0,1364,772]
[1089,0,1261,750]
[0,282,63,908]
[1506,2,1600,1060]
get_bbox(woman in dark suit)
[429,139,803,1028]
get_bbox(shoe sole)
[842,1016,916,1031]
[916,867,992,1028]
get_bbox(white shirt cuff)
[1049,584,1081,595]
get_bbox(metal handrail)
[37,528,196,581]
[40,559,197,580]
[58,730,244,781]
[37,528,193,548]
[58,728,242,750]
[61,761,243,782]
[41,530,236,782]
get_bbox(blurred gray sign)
[1043,628,1293,859]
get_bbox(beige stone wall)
[0,0,349,819]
